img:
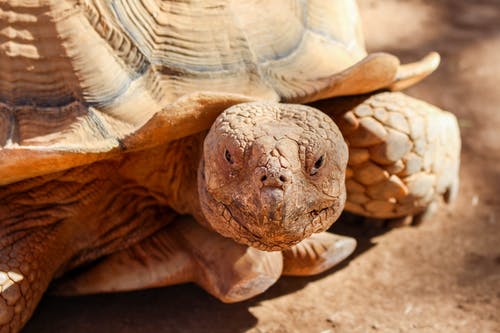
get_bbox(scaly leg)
[54,217,283,303]
[314,91,461,226]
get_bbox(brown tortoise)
[0,0,460,331]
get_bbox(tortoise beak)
[260,187,285,222]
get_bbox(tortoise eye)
[310,155,324,176]
[225,149,234,164]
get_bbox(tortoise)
[0,0,461,331]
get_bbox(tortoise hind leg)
[282,232,356,276]
[54,217,282,303]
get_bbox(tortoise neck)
[118,132,206,215]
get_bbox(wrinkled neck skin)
[118,132,206,218]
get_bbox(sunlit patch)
[0,271,24,293]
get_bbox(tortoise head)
[198,102,348,251]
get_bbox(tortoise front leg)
[314,91,461,225]
[54,216,283,303]
[0,222,74,333]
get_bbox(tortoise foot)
[54,217,283,303]
[282,232,356,276]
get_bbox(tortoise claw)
[282,232,356,276]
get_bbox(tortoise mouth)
[215,201,337,251]
[198,159,342,251]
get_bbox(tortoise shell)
[0,0,438,184]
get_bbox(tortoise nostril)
[259,170,290,186]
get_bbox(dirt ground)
[23,1,500,332]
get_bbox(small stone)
[369,128,412,165]
[348,148,370,165]
[353,162,390,186]
[347,118,387,148]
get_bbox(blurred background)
[25,1,499,332]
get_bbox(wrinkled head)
[198,102,348,251]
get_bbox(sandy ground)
[23,1,500,332]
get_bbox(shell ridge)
[228,3,278,98]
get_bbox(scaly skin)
[0,95,461,331]
[314,92,461,220]
[0,157,176,332]
[0,137,210,332]
[0,102,349,332]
